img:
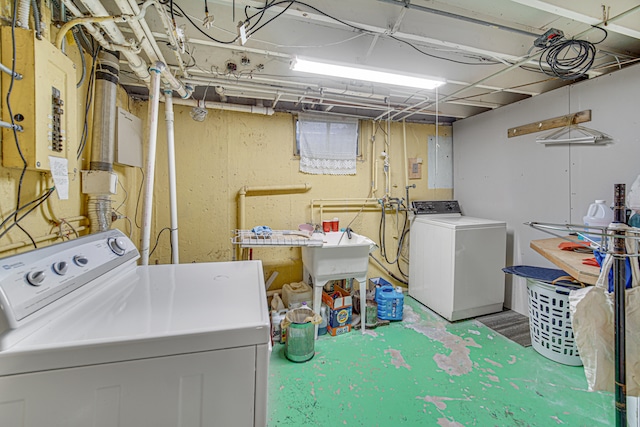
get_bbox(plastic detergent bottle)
[583,200,614,242]
[375,286,404,321]
[318,305,328,336]
[271,293,285,311]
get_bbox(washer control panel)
[412,200,462,215]
[0,229,139,333]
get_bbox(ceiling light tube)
[291,57,445,90]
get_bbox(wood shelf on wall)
[507,110,591,138]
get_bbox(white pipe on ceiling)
[163,89,180,264]
[169,97,274,115]
[111,0,192,98]
[140,63,164,265]
[62,0,150,82]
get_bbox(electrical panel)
[1,28,77,171]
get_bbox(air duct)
[86,49,120,233]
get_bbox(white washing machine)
[0,229,270,426]
[409,200,507,321]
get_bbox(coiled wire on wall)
[538,27,607,80]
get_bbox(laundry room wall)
[128,101,452,288]
[452,63,640,315]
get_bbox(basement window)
[295,113,361,175]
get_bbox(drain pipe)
[164,89,179,264]
[139,62,164,265]
[86,49,119,233]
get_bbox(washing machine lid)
[0,261,270,376]
[415,215,506,230]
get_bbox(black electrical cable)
[5,0,36,248]
[149,227,175,262]
[0,188,55,242]
[72,28,87,88]
[0,188,56,232]
[172,0,500,65]
[77,49,99,159]
[134,167,145,229]
[537,26,607,81]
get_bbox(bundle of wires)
[538,27,606,80]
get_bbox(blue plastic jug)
[375,286,404,321]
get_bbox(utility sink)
[301,231,376,337]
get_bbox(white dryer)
[409,200,507,321]
[0,230,270,427]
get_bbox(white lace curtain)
[298,113,358,175]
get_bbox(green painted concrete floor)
[267,297,614,427]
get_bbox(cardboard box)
[322,285,352,328]
[369,277,392,289]
[327,324,351,336]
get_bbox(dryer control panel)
[412,200,461,215]
[0,229,139,349]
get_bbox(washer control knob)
[26,270,46,286]
[108,237,127,256]
[73,255,89,267]
[52,261,68,275]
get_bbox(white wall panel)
[453,64,640,314]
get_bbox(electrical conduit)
[140,63,164,265]
[164,89,179,264]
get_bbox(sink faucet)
[345,227,353,239]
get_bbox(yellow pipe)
[402,119,409,188]
[310,198,380,225]
[370,121,377,196]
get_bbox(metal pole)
[612,183,627,427]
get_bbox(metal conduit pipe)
[139,63,164,266]
[377,0,538,38]
[88,49,120,233]
[164,90,179,264]
[61,0,150,83]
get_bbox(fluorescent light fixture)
[291,57,445,90]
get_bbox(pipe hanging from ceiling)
[163,89,180,264]
[139,63,165,265]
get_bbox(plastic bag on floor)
[569,226,640,396]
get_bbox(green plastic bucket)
[284,307,316,363]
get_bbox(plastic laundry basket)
[526,278,582,366]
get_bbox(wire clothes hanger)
[536,113,612,144]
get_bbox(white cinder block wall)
[452,63,640,315]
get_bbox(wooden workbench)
[530,237,600,285]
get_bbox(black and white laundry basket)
[504,266,583,366]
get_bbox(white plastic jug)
[583,200,614,243]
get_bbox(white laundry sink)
[301,231,376,337]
